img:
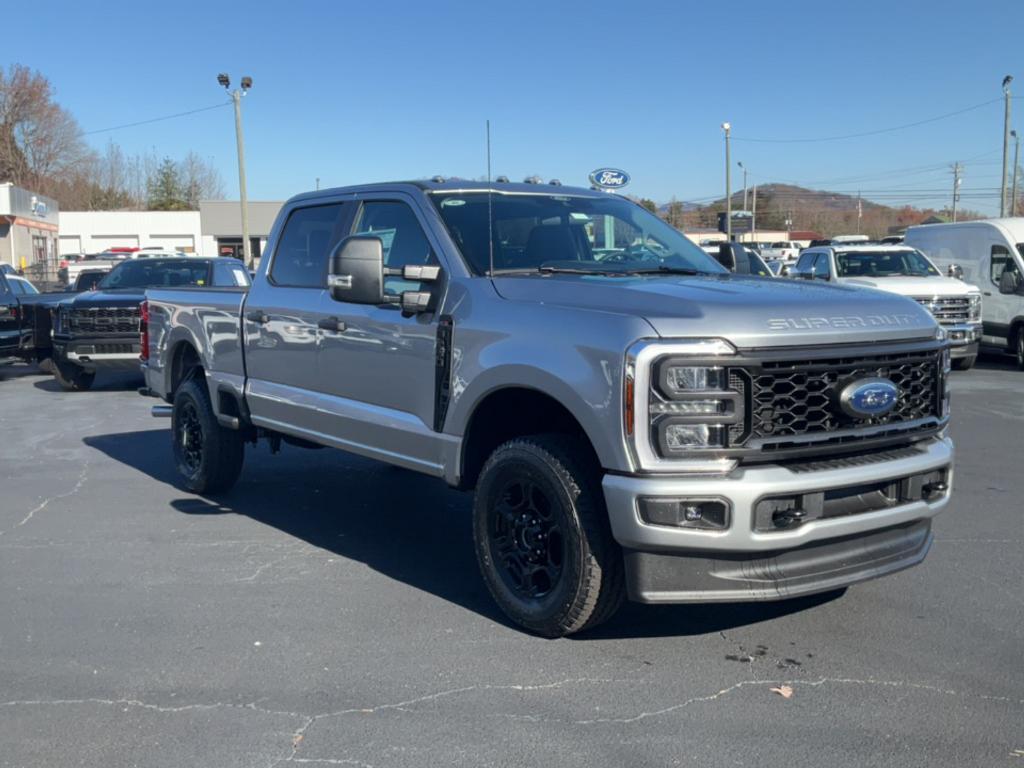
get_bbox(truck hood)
[839,275,980,297]
[492,273,939,348]
[59,288,145,310]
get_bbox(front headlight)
[968,293,982,321]
[625,339,743,471]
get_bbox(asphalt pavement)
[0,360,1020,768]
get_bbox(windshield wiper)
[621,266,705,276]
[536,265,626,276]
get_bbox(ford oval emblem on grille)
[839,377,900,419]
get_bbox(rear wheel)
[951,355,976,371]
[53,360,95,391]
[172,377,244,494]
[473,434,624,637]
[1015,328,1024,371]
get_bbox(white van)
[905,219,1024,369]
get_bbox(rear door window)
[270,204,349,288]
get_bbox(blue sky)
[6,0,1023,214]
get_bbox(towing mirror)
[947,263,964,280]
[715,243,741,272]
[329,236,385,305]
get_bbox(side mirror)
[947,263,964,280]
[999,269,1023,295]
[329,235,385,304]
[715,243,740,272]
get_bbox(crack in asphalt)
[2,675,1021,766]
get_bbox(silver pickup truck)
[141,180,954,636]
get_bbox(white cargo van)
[905,219,1024,368]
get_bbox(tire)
[171,377,244,494]
[1015,328,1024,371]
[53,360,95,391]
[951,355,976,371]
[473,434,625,637]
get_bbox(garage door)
[91,235,139,252]
[149,235,196,253]
[59,236,82,255]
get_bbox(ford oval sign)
[589,168,630,190]
[839,377,900,419]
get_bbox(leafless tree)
[0,64,91,196]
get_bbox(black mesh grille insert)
[739,348,940,444]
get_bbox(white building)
[58,201,283,259]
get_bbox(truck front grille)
[69,307,140,335]
[723,343,944,455]
[912,296,970,325]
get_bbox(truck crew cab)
[142,180,954,636]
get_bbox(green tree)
[639,198,658,214]
[147,157,189,210]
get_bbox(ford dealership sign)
[589,168,630,190]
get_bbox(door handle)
[983,292,992,297]
[246,310,269,324]
[317,316,346,333]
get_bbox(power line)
[731,97,1004,144]
[84,102,231,135]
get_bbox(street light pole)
[218,73,254,268]
[1001,75,1013,217]
[722,123,732,240]
[1012,130,1020,217]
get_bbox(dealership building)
[57,201,283,260]
[0,183,60,272]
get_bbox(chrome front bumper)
[603,437,953,602]
[942,323,981,357]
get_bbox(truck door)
[315,196,450,475]
[0,276,20,356]
[242,201,354,434]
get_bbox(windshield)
[98,259,211,289]
[835,249,939,278]
[431,192,726,276]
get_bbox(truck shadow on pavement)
[84,428,841,640]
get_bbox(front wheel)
[473,434,624,637]
[172,378,244,494]
[1015,329,1024,371]
[53,360,95,391]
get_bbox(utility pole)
[951,162,962,222]
[857,191,862,234]
[316,177,320,191]
[218,73,254,268]
[1012,131,1020,217]
[722,123,732,240]
[1001,75,1013,217]
[752,185,758,242]
[738,161,748,210]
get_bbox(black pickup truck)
[51,257,251,391]
[0,272,74,367]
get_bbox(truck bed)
[144,287,249,401]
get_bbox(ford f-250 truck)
[141,180,954,636]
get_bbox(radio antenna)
[487,119,495,277]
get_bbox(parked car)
[1,264,19,276]
[791,244,981,369]
[51,257,251,391]
[760,241,802,263]
[0,273,74,366]
[141,179,953,637]
[905,218,1024,369]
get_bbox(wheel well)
[170,342,202,395]
[458,387,598,490]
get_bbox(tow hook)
[772,508,809,529]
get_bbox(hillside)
[660,184,981,238]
